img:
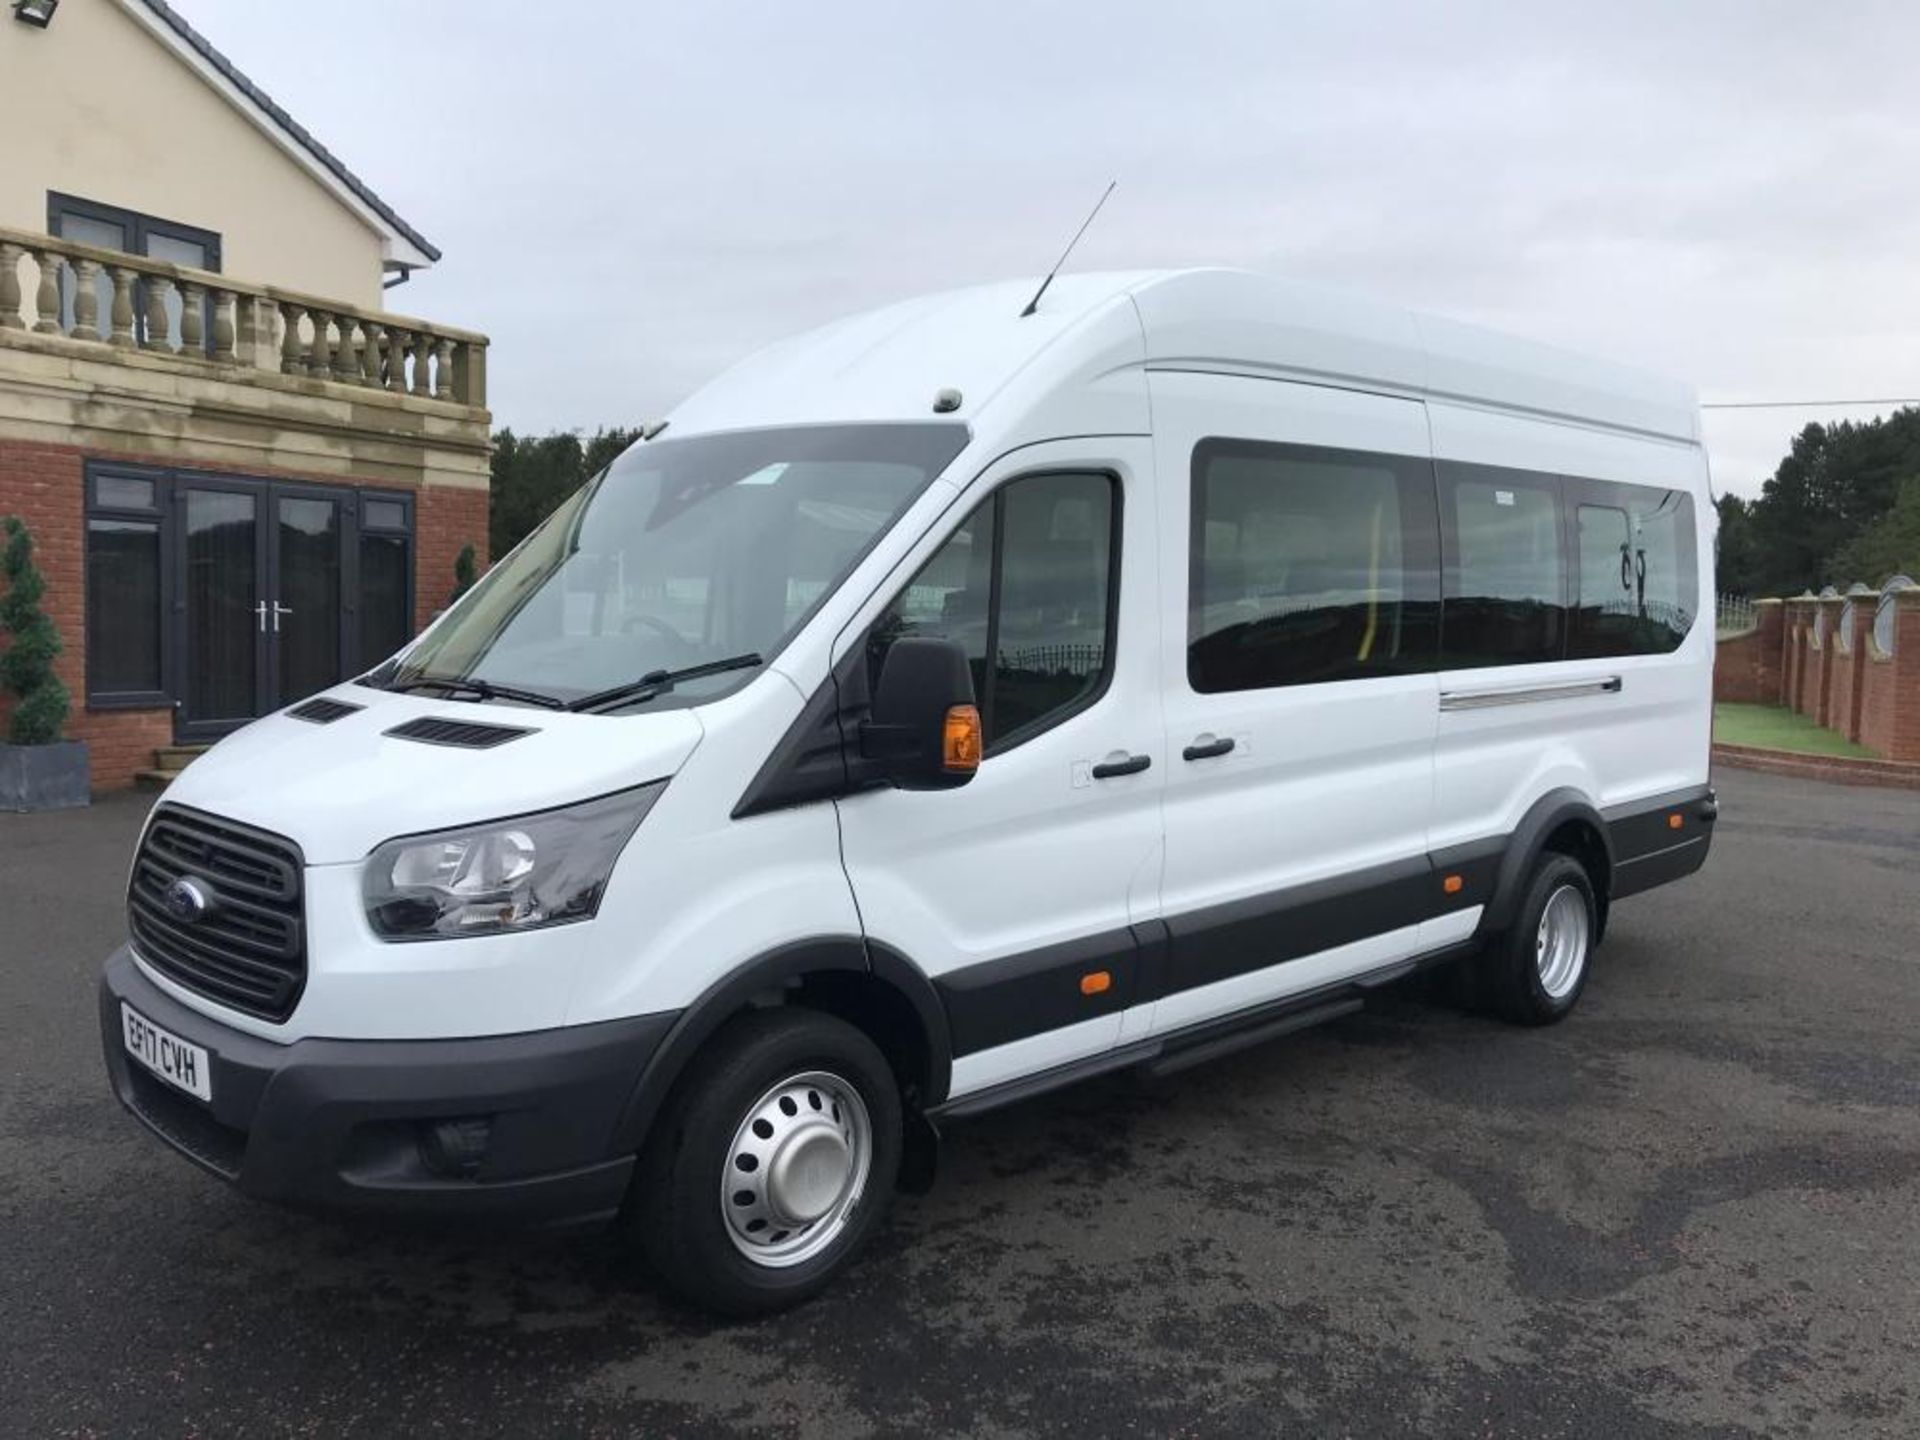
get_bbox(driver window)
[869,471,1117,753]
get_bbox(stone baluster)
[280,302,306,374]
[73,260,101,341]
[384,327,410,393]
[144,273,176,351]
[305,311,331,378]
[331,313,358,383]
[450,339,477,405]
[358,319,383,386]
[32,249,61,334]
[432,335,454,400]
[108,267,138,347]
[411,331,435,397]
[209,289,236,363]
[0,243,22,330]
[179,281,205,354]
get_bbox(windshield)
[381,423,968,708]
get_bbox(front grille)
[127,805,307,1023]
[384,716,533,749]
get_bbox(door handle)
[272,601,293,633]
[1091,753,1151,779]
[1182,735,1236,761]
[254,600,269,633]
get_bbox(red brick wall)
[0,437,488,791]
[1713,602,1784,705]
[415,486,491,631]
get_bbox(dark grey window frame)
[80,460,419,717]
[870,468,1124,759]
[356,488,417,666]
[84,462,175,710]
[48,192,222,350]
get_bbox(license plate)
[121,1003,213,1103]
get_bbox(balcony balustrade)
[0,224,485,408]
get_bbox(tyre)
[1477,852,1598,1026]
[627,1008,902,1317]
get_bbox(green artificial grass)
[1713,703,1879,760]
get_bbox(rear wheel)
[627,1009,901,1316]
[1478,852,1597,1025]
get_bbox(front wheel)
[1477,852,1598,1026]
[626,1009,902,1316]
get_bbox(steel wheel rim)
[1535,883,1590,999]
[720,1069,871,1269]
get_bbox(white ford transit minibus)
[101,270,1717,1313]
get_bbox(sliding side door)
[1148,372,1453,1036]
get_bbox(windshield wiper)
[377,674,569,711]
[569,652,765,714]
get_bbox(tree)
[0,516,70,745]
[1737,407,1920,594]
[1713,493,1758,597]
[1829,474,1920,585]
[489,425,643,559]
[449,543,477,604]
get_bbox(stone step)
[133,769,179,791]
[153,745,210,770]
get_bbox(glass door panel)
[359,531,412,667]
[274,495,345,706]
[182,488,262,731]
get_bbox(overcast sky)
[178,0,1920,497]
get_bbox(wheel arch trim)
[1480,787,1613,933]
[609,936,952,1157]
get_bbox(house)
[0,0,491,789]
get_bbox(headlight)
[363,782,665,941]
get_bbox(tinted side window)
[1569,484,1697,657]
[870,472,1117,751]
[1440,466,1565,668]
[1188,441,1439,692]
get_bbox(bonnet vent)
[384,716,535,749]
[287,696,363,725]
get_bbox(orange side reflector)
[943,704,983,772]
[1080,971,1112,996]
[1668,813,1684,830]
[1442,874,1465,895]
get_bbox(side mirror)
[859,637,981,790]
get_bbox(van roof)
[666,269,1700,446]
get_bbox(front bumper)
[100,946,677,1228]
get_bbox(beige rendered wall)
[0,0,386,309]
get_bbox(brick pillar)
[1881,597,1920,762]
[1784,600,1812,715]
[1754,600,1785,704]
[1834,598,1869,742]
[1813,598,1846,727]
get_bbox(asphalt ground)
[3,767,1917,1438]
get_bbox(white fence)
[1716,593,1757,636]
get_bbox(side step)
[1144,998,1362,1079]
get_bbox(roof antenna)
[1018,180,1117,318]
